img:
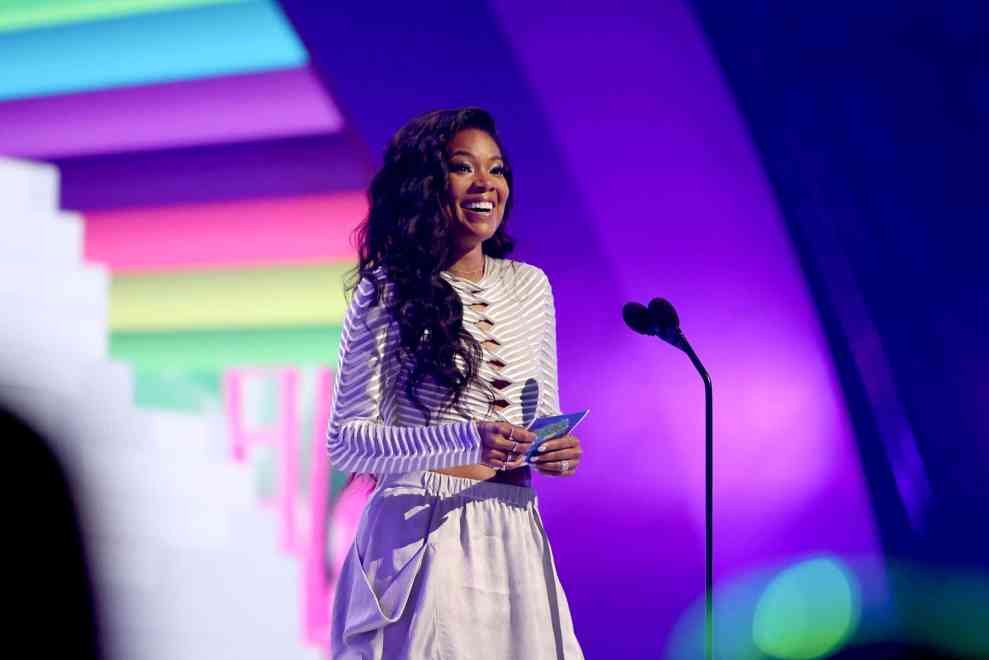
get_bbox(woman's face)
[444,128,510,250]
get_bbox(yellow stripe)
[110,262,355,331]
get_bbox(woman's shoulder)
[348,268,396,321]
[494,257,551,288]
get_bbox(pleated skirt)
[330,470,585,660]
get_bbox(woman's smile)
[461,198,496,214]
[445,128,510,244]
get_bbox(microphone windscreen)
[648,298,680,336]
[520,378,538,427]
[622,302,655,335]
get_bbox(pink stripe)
[84,191,366,272]
[0,67,343,158]
[225,367,300,553]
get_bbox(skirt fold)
[330,471,584,660]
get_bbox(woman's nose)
[471,173,493,190]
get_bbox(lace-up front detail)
[325,256,560,476]
[446,258,516,419]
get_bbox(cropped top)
[325,255,561,475]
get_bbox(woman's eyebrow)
[450,149,504,162]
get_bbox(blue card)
[523,410,589,461]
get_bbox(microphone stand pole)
[673,330,713,660]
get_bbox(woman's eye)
[491,166,506,176]
[451,162,471,173]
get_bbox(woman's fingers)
[529,446,582,464]
[532,459,578,477]
[530,434,581,476]
[531,434,580,455]
[478,421,536,453]
[477,423,583,472]
[482,448,527,470]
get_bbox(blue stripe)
[0,0,307,101]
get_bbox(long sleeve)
[326,275,483,474]
[535,270,563,418]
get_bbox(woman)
[328,107,585,659]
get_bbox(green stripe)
[111,325,342,371]
[0,0,245,34]
[133,368,220,411]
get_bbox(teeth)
[464,201,494,211]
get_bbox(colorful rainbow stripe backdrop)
[87,192,365,408]
[109,263,353,330]
[0,0,340,156]
[0,67,343,157]
[84,192,366,273]
[85,192,365,388]
[0,0,362,411]
[112,326,342,371]
[0,0,306,101]
[0,1,246,33]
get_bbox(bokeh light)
[752,557,861,659]
[665,555,876,660]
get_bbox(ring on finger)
[561,460,570,472]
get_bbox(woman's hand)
[477,421,536,471]
[529,434,582,477]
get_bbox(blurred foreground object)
[3,401,102,659]
[0,156,325,659]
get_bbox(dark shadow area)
[689,0,989,569]
[832,642,966,660]
[4,402,103,659]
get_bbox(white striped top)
[326,255,561,474]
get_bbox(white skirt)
[330,470,585,660]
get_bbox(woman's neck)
[445,245,486,281]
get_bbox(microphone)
[621,295,714,660]
[647,298,681,345]
[520,377,539,428]
[621,302,655,336]
[621,298,685,350]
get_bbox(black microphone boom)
[622,297,714,660]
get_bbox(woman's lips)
[461,200,495,214]
[463,207,493,216]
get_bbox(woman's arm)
[529,268,584,477]
[535,269,563,418]
[326,276,483,474]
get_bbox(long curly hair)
[348,107,515,423]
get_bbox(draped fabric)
[331,471,585,659]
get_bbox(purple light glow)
[490,0,884,652]
[0,67,342,158]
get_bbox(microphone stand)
[671,329,714,660]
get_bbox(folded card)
[523,410,589,461]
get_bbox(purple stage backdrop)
[16,0,889,655]
[489,1,883,655]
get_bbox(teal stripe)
[0,0,307,101]
[133,368,221,411]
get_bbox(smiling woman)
[326,108,585,659]
[444,128,510,252]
